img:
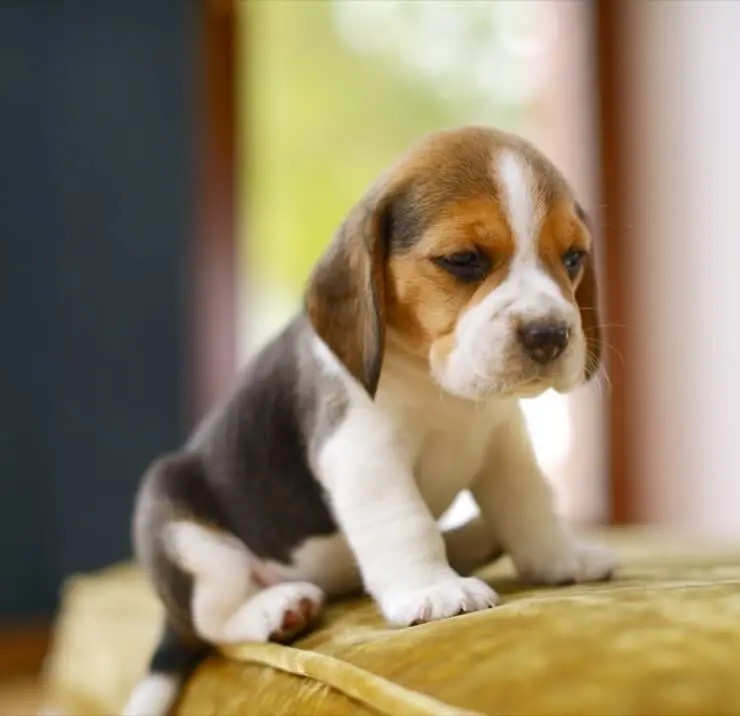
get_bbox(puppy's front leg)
[471,403,617,585]
[318,419,498,627]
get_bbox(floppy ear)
[576,253,602,381]
[305,190,392,397]
[574,206,602,381]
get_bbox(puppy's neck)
[379,329,508,415]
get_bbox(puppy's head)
[306,126,601,400]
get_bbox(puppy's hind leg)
[122,621,207,716]
[164,521,325,645]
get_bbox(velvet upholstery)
[41,529,740,716]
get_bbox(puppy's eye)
[562,249,586,279]
[433,250,490,282]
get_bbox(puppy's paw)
[517,538,618,586]
[379,577,499,627]
[222,581,324,644]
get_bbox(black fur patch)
[149,622,208,676]
[133,317,342,633]
[169,317,338,565]
[384,185,429,253]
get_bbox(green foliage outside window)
[240,0,540,298]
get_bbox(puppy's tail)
[121,621,208,716]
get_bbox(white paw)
[516,538,618,586]
[379,577,499,627]
[221,581,325,644]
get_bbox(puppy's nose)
[518,322,570,365]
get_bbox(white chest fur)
[285,388,503,595]
[374,352,511,518]
[316,347,515,520]
[297,338,515,596]
[414,415,492,518]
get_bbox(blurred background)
[1,0,739,706]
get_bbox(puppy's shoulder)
[186,315,306,450]
[187,313,355,457]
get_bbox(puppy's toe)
[268,583,325,643]
[518,539,618,586]
[380,576,499,627]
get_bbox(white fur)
[469,400,616,584]
[309,338,615,627]
[317,404,495,621]
[432,150,584,400]
[272,511,501,596]
[276,532,361,596]
[163,521,250,582]
[213,582,324,643]
[122,674,180,716]
[164,521,324,644]
[498,149,541,259]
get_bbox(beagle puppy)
[123,126,617,716]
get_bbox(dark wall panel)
[0,2,196,615]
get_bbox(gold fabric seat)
[41,529,740,716]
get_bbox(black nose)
[518,322,570,365]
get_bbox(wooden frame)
[190,0,239,423]
[593,1,638,524]
[0,623,51,680]
[0,0,241,682]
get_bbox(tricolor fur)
[123,127,616,716]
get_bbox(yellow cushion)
[41,529,740,716]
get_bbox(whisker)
[583,323,633,332]
[599,341,625,368]
[591,347,614,389]
[595,375,609,402]
[597,369,613,399]
[585,353,612,401]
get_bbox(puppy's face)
[306,127,601,401]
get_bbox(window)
[237,0,605,526]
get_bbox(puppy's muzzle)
[518,321,570,365]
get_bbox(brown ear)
[576,251,602,381]
[573,204,602,381]
[305,192,391,397]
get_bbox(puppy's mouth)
[428,325,586,401]
[505,349,587,396]
[440,353,581,401]
[478,373,556,400]
[432,362,556,401]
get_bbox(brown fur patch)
[571,207,602,379]
[537,200,591,293]
[385,195,517,357]
[305,197,389,395]
[537,199,601,378]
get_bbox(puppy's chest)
[412,413,492,518]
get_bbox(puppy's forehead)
[495,150,540,252]
[387,127,571,249]
[494,147,565,257]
